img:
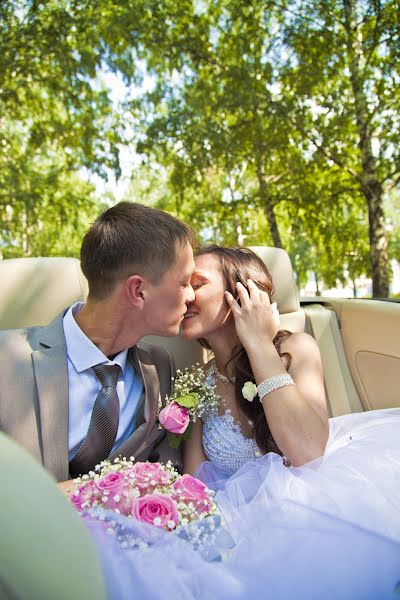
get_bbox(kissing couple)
[1,201,400,599]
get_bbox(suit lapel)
[32,315,69,481]
[110,345,161,461]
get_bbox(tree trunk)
[363,177,389,297]
[22,205,29,256]
[256,163,282,248]
[352,277,357,298]
[314,271,321,296]
[343,0,389,297]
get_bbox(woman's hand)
[225,280,280,350]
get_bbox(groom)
[0,202,196,483]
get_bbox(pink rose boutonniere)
[158,364,221,448]
[159,401,190,435]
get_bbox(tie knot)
[92,364,121,389]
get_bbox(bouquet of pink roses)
[69,458,217,532]
[158,364,220,447]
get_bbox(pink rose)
[173,474,211,513]
[96,471,127,511]
[70,480,97,512]
[159,402,190,434]
[126,462,171,492]
[131,493,179,529]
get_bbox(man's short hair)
[80,202,196,299]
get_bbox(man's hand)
[57,479,74,498]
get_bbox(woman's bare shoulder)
[280,331,321,361]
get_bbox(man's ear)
[125,275,146,308]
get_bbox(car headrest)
[0,247,300,332]
[0,257,88,329]
[248,246,300,314]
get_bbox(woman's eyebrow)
[191,271,208,280]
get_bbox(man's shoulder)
[0,325,41,347]
[0,313,66,352]
[137,339,172,364]
[136,340,175,392]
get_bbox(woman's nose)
[186,284,195,303]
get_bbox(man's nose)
[186,284,195,304]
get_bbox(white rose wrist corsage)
[242,381,258,402]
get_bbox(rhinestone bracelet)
[257,374,295,401]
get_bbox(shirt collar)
[63,303,129,374]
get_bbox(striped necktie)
[69,363,121,478]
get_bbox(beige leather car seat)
[0,257,88,329]
[0,250,363,417]
[0,431,107,600]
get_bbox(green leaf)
[175,393,199,409]
[181,421,193,441]
[167,431,182,449]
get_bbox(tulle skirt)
[86,408,400,599]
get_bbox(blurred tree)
[386,189,400,264]
[134,0,378,295]
[277,0,400,296]
[1,0,398,299]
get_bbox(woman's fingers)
[225,290,241,314]
[235,281,251,309]
[246,279,262,303]
[271,301,280,330]
[227,281,278,322]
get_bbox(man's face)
[142,241,195,336]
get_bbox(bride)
[86,246,400,599]
[182,245,329,474]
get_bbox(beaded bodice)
[202,368,262,473]
[202,408,262,473]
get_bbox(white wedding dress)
[85,404,400,600]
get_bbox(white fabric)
[63,303,143,459]
[83,407,400,600]
[199,408,400,542]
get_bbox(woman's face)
[181,253,234,341]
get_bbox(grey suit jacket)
[0,312,182,481]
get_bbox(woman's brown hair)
[196,245,291,455]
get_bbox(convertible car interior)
[0,249,399,599]
[0,248,399,416]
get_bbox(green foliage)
[175,393,199,409]
[387,190,400,264]
[1,0,399,297]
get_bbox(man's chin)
[161,323,181,338]
[180,323,197,340]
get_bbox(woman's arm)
[183,419,208,475]
[254,332,328,466]
[226,281,329,467]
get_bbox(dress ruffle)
[85,408,400,599]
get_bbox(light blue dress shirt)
[63,303,143,460]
